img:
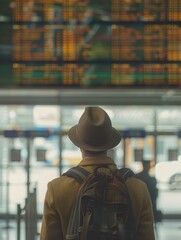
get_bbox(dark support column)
[26,139,31,197]
[16,204,21,240]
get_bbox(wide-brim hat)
[68,106,121,151]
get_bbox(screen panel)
[0,0,181,88]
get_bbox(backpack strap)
[62,166,90,184]
[80,204,93,240]
[118,168,135,182]
[63,166,135,183]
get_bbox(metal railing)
[16,188,38,240]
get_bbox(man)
[40,106,155,240]
[136,160,159,222]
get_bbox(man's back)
[41,157,155,240]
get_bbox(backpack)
[63,165,135,240]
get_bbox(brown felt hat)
[68,106,121,151]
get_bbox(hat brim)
[68,125,121,151]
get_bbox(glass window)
[157,107,181,131]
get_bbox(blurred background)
[0,0,181,239]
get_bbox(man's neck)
[81,149,108,158]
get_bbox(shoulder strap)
[63,166,135,183]
[62,166,90,184]
[119,167,135,182]
[65,166,91,239]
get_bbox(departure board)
[0,0,181,88]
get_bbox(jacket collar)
[78,156,116,167]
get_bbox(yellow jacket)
[40,157,155,240]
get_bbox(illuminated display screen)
[0,0,181,88]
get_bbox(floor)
[0,219,181,240]
[155,220,181,240]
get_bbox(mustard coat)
[40,157,155,240]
